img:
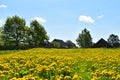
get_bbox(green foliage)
[0,26,3,39]
[29,20,49,46]
[2,15,27,48]
[76,28,92,48]
[107,34,120,47]
[0,27,4,46]
[0,16,49,49]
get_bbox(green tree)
[107,34,120,47]
[29,20,49,46]
[0,26,3,40]
[76,28,92,48]
[0,26,4,46]
[2,15,27,48]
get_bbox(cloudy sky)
[0,0,120,43]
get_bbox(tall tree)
[2,15,27,48]
[0,26,4,46]
[107,34,120,47]
[29,20,49,46]
[0,26,3,41]
[76,28,92,48]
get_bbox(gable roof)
[92,38,112,48]
[42,41,54,48]
[52,39,68,48]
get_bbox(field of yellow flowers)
[0,48,120,80]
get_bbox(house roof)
[52,39,68,48]
[92,38,112,48]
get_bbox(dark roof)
[92,38,112,48]
[52,39,68,48]
[66,41,76,48]
[43,41,54,48]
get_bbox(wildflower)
[112,76,116,80]
[91,76,100,80]
[73,74,79,80]
[64,76,71,80]
[117,75,120,80]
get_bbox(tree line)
[0,15,120,50]
[0,16,49,49]
[76,28,120,48]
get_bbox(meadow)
[0,48,120,80]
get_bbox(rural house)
[92,38,112,48]
[52,39,68,48]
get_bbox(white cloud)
[34,17,46,23]
[79,15,94,23]
[97,15,104,19]
[0,4,7,8]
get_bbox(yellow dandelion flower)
[73,74,79,80]
[64,76,71,80]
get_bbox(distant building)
[41,41,54,48]
[92,38,112,48]
[66,40,76,48]
[52,39,68,48]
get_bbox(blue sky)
[0,0,120,43]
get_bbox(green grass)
[0,50,20,55]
